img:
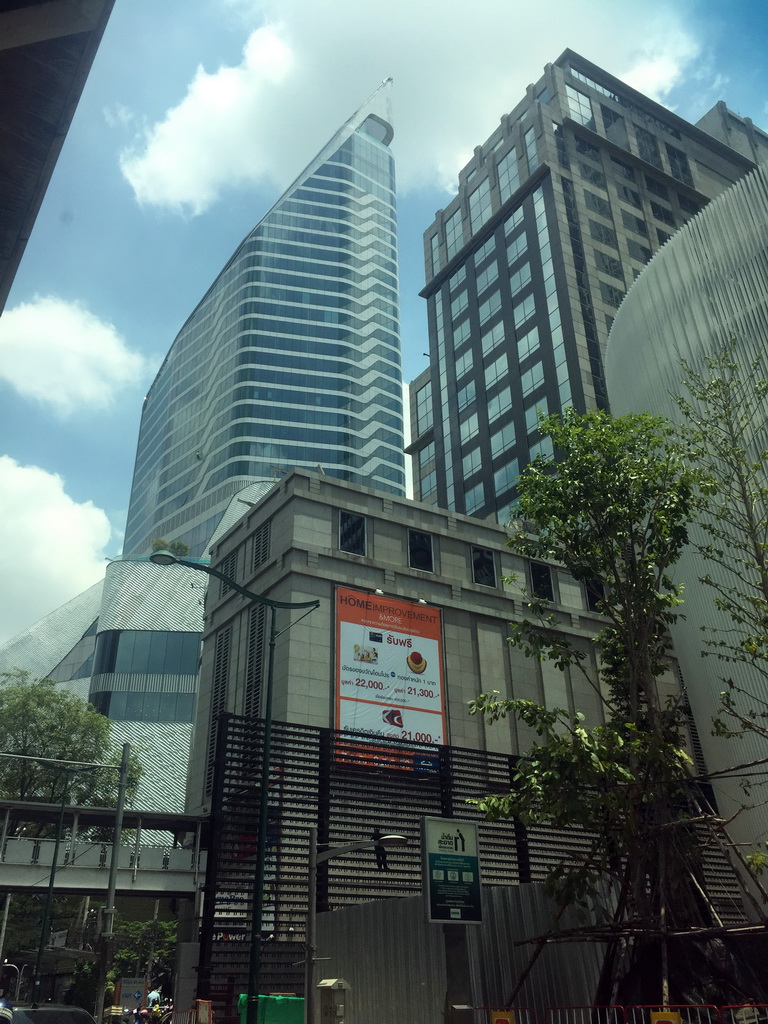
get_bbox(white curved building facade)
[606,164,768,851]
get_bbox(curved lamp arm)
[149,550,319,613]
[315,834,407,865]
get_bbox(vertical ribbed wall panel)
[204,715,744,1020]
[606,163,768,853]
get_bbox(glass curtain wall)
[124,83,404,557]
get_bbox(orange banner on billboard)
[335,587,446,762]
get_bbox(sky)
[1,0,768,646]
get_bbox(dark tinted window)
[600,282,625,308]
[584,190,611,217]
[628,239,652,263]
[94,630,200,678]
[585,580,606,612]
[339,511,366,555]
[651,202,675,227]
[590,220,617,248]
[530,562,554,601]
[621,210,647,236]
[408,530,434,572]
[94,630,120,674]
[580,162,605,188]
[472,547,497,588]
[645,175,668,200]
[666,143,693,186]
[634,125,662,168]
[594,250,623,279]
[618,184,641,209]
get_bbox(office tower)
[124,81,404,558]
[606,162,768,852]
[410,50,758,520]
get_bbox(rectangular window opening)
[408,530,434,573]
[472,547,497,588]
[530,561,554,601]
[339,511,366,555]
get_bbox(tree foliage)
[505,409,698,720]
[470,696,694,919]
[468,410,754,1003]
[0,670,141,811]
[69,913,178,1008]
[673,347,768,738]
[151,538,190,557]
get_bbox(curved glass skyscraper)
[124,82,404,557]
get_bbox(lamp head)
[149,550,179,566]
[377,834,407,847]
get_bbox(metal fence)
[487,1008,768,1024]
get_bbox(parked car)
[13,1007,97,1024]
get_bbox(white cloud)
[0,457,111,646]
[619,22,702,99]
[0,295,149,416]
[117,0,703,215]
[120,24,295,214]
[103,103,136,128]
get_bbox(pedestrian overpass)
[0,799,208,898]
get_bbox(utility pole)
[93,744,131,1021]
[0,895,10,968]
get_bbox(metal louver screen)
[252,520,271,571]
[198,713,745,1019]
[204,627,231,796]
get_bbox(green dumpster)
[237,994,304,1024]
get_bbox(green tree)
[151,538,190,557]
[0,673,144,987]
[69,914,177,1008]
[673,347,768,737]
[470,410,759,1003]
[0,670,140,809]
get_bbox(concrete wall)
[315,886,603,1024]
[186,471,614,813]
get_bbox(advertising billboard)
[335,587,446,755]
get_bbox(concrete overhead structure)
[605,163,768,850]
[0,0,116,312]
[186,468,687,812]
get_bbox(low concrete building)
[185,470,741,1011]
[187,468,682,811]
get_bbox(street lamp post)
[17,964,28,1001]
[149,550,320,1024]
[303,830,407,1024]
[4,961,28,1002]
[3,961,18,1000]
